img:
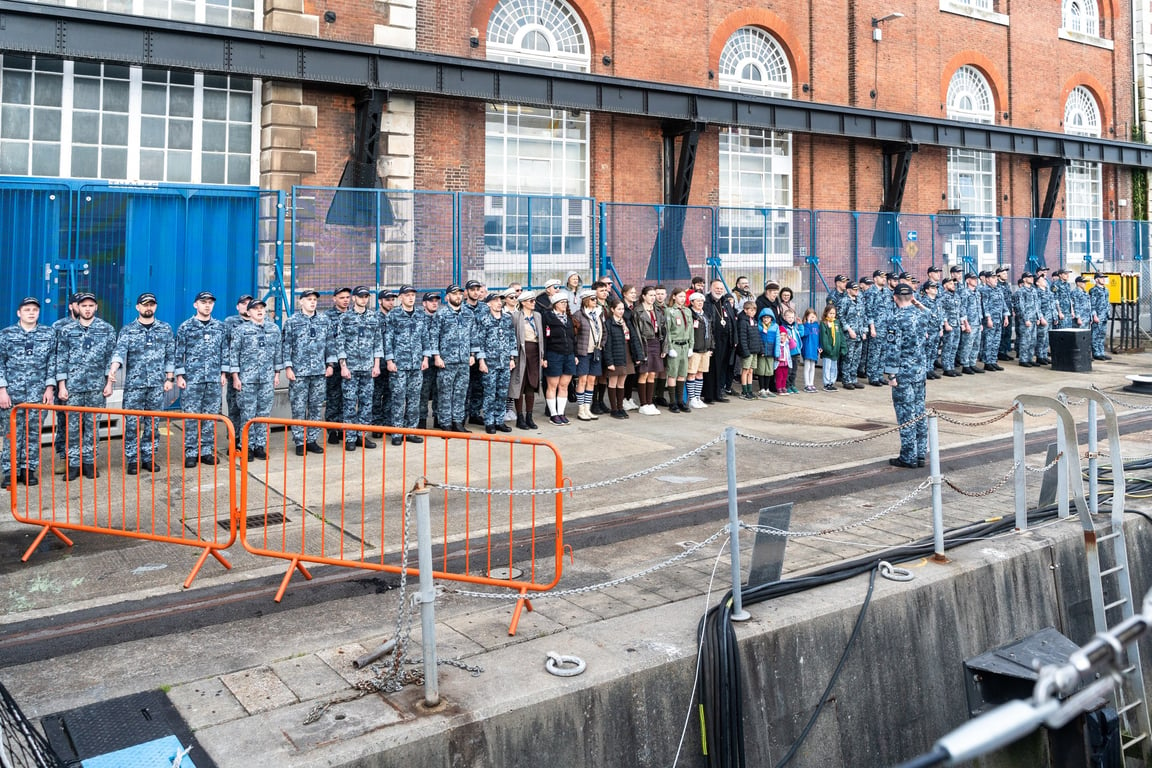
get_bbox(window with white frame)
[1062,0,1099,37]
[23,0,256,29]
[0,55,257,184]
[717,27,793,269]
[1064,86,1103,262]
[946,65,999,270]
[484,0,591,279]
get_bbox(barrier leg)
[20,524,74,562]
[507,589,534,636]
[274,558,313,603]
[183,546,234,589]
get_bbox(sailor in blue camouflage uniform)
[55,292,116,480]
[829,274,848,314]
[474,291,518,433]
[978,271,1008,371]
[938,276,961,376]
[418,292,441,428]
[865,271,893,386]
[107,292,176,474]
[958,272,984,375]
[0,297,57,488]
[1070,274,1095,337]
[1012,273,1039,367]
[222,295,252,446]
[337,286,383,451]
[384,284,430,446]
[229,299,282,460]
[995,266,1014,359]
[857,276,874,376]
[1052,269,1075,328]
[50,295,79,470]
[923,265,945,374]
[919,281,943,380]
[462,280,487,425]
[429,284,475,434]
[371,290,396,426]
[281,288,335,455]
[1034,272,1056,365]
[838,280,865,388]
[1090,273,1112,360]
[883,284,927,469]
[324,287,352,443]
[175,291,228,468]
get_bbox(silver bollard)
[927,414,946,562]
[1013,406,1027,531]
[726,427,750,622]
[412,485,439,707]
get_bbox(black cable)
[774,565,878,768]
[890,744,950,768]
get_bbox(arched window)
[484,0,591,278]
[717,27,793,269]
[1062,0,1100,37]
[945,66,997,269]
[1064,86,1102,262]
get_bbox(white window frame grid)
[20,0,259,30]
[717,27,793,269]
[484,0,591,278]
[946,66,998,270]
[1062,0,1099,37]
[0,55,259,184]
[1064,86,1103,262]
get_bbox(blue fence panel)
[258,190,288,314]
[715,206,812,295]
[0,177,71,321]
[1110,220,1149,266]
[893,213,938,275]
[600,203,715,289]
[457,193,594,290]
[290,187,455,298]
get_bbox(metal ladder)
[1060,387,1151,761]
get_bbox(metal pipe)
[352,637,397,670]
[1013,406,1027,531]
[413,486,439,706]
[928,414,946,561]
[726,427,750,622]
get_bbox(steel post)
[1014,407,1027,531]
[1056,418,1069,520]
[1088,399,1098,515]
[928,414,946,561]
[412,486,439,707]
[726,427,750,622]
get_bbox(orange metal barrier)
[238,417,565,633]
[6,403,237,588]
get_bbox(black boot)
[525,413,538,429]
[516,413,529,430]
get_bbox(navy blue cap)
[897,272,911,280]
[1075,275,1088,283]
[949,264,963,273]
[136,292,157,305]
[465,280,483,289]
[73,292,97,303]
[926,265,942,274]
[18,296,40,308]
[236,294,254,304]
[484,292,504,303]
[846,281,859,290]
[398,284,416,295]
[872,269,885,277]
[299,288,320,299]
[423,292,441,302]
[446,284,463,293]
[352,285,371,296]
[195,291,216,302]
[333,286,352,296]
[965,272,979,281]
[995,265,1008,274]
[379,290,397,301]
[893,284,914,296]
[246,298,266,310]
[834,274,848,283]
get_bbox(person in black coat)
[703,280,736,403]
[603,298,646,418]
[540,297,577,425]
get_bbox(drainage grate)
[927,400,998,415]
[220,512,290,530]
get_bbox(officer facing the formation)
[474,291,518,433]
[883,284,928,469]
[384,285,430,445]
[281,288,335,455]
[338,286,383,451]
[1012,273,1040,367]
[371,290,396,426]
[1090,273,1112,361]
[230,298,283,460]
[175,291,228,468]
[106,293,176,474]
[55,292,117,480]
[222,294,252,445]
[978,271,1008,371]
[429,284,475,433]
[324,287,352,443]
[0,297,57,488]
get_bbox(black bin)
[1050,328,1093,373]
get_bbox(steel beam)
[2,0,1151,167]
[880,142,917,213]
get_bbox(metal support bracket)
[880,142,918,213]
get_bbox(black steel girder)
[2,0,1151,168]
[663,121,703,206]
[1030,157,1068,219]
[880,142,917,213]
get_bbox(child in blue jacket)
[754,308,777,398]
[796,307,821,392]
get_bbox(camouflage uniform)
[229,320,283,450]
[838,293,865,386]
[337,308,383,445]
[958,282,983,369]
[1070,286,1094,333]
[938,286,961,371]
[919,292,943,374]
[384,308,429,429]
[429,303,474,428]
[474,308,519,426]
[997,277,1014,356]
[112,319,176,465]
[175,316,228,458]
[1053,279,1075,328]
[1036,284,1057,361]
[222,313,247,437]
[281,310,335,447]
[1090,283,1111,357]
[50,315,75,462]
[883,304,927,464]
[324,305,347,433]
[55,317,116,468]
[979,282,1007,365]
[0,323,56,477]
[419,342,439,427]
[865,285,893,384]
[464,301,485,420]
[1012,285,1039,364]
[371,309,392,426]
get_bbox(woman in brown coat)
[510,291,545,430]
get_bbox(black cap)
[1095,272,1107,279]
[978,270,990,278]
[949,264,963,273]
[423,292,441,302]
[74,291,97,303]
[446,284,463,293]
[484,292,504,303]
[834,274,848,283]
[195,291,216,302]
[897,272,911,280]
[398,284,416,295]
[1036,266,1050,273]
[299,288,320,299]
[1055,268,1069,276]
[333,286,352,296]
[136,292,157,305]
[352,285,371,296]
[846,280,859,290]
[885,272,897,281]
[237,294,254,304]
[965,272,979,281]
[1075,275,1088,283]
[379,290,397,301]
[872,269,885,278]
[927,265,942,274]
[465,280,483,290]
[1020,271,1034,279]
[995,265,1008,274]
[18,296,40,308]
[247,298,267,310]
[941,276,956,284]
[923,281,938,290]
[861,277,874,286]
[893,284,914,296]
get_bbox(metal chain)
[931,405,1017,427]
[740,479,932,537]
[1026,453,1064,473]
[427,435,726,497]
[1021,408,1053,418]
[735,411,930,449]
[1093,388,1152,412]
[448,526,731,600]
[944,463,1018,497]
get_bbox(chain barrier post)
[927,413,947,562]
[726,427,750,622]
[413,482,439,707]
[1013,405,1027,531]
[1056,415,1070,520]
[1087,398,1099,515]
